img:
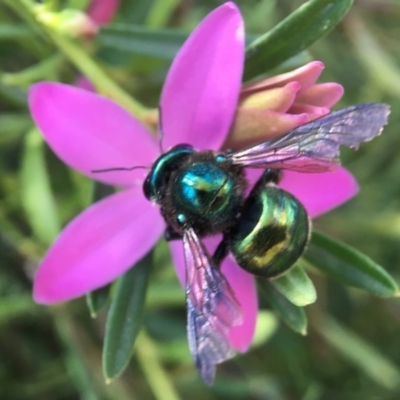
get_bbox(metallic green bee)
[96,103,390,384]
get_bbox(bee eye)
[143,175,152,200]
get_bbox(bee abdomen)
[229,186,310,278]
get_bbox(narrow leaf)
[251,311,279,348]
[0,295,42,324]
[135,333,182,400]
[85,182,115,317]
[91,181,115,201]
[99,25,258,61]
[244,0,353,80]
[0,23,32,39]
[0,83,27,106]
[145,0,180,28]
[86,285,111,318]
[0,113,31,144]
[103,251,153,381]
[271,263,317,306]
[68,0,91,11]
[260,281,307,335]
[305,231,399,297]
[99,25,186,60]
[20,128,60,245]
[316,316,400,390]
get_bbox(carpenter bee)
[95,103,390,385]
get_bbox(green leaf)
[305,231,399,297]
[315,317,400,390]
[145,0,180,28]
[0,113,31,144]
[0,295,42,324]
[103,251,153,382]
[85,183,115,317]
[91,181,115,202]
[86,285,111,318]
[260,281,307,335]
[251,311,279,348]
[67,0,91,11]
[271,263,317,306]
[135,333,182,400]
[99,25,259,61]
[244,0,353,80]
[98,24,186,60]
[0,82,27,106]
[20,128,60,245]
[0,23,32,39]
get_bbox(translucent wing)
[183,228,242,385]
[229,103,390,172]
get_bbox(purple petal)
[226,109,309,149]
[160,2,244,151]
[29,83,159,187]
[87,0,120,25]
[33,187,165,303]
[296,83,344,108]
[169,235,257,352]
[221,257,258,352]
[289,103,330,120]
[74,76,95,92]
[280,168,358,218]
[242,61,325,94]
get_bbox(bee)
[95,103,390,385]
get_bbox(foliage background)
[1,0,400,399]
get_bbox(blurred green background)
[1,0,400,399]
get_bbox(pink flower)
[28,2,357,357]
[61,0,119,38]
[227,61,345,149]
[86,0,119,26]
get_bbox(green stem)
[8,0,150,123]
[146,0,180,28]
[136,332,181,400]
[2,54,64,86]
[2,0,50,58]
[54,307,134,400]
[46,31,149,120]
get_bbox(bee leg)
[164,226,182,241]
[249,168,282,196]
[158,105,165,153]
[212,236,230,268]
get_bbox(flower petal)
[74,76,95,92]
[240,82,300,112]
[280,168,358,218]
[87,0,120,25]
[242,61,325,94]
[34,187,165,303]
[226,109,309,149]
[160,2,244,151]
[289,103,330,120]
[296,82,344,108]
[29,83,159,187]
[221,257,258,352]
[169,236,257,352]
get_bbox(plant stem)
[136,332,182,400]
[6,0,150,123]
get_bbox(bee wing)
[229,103,390,172]
[183,228,242,385]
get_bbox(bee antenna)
[158,105,165,153]
[91,166,149,173]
